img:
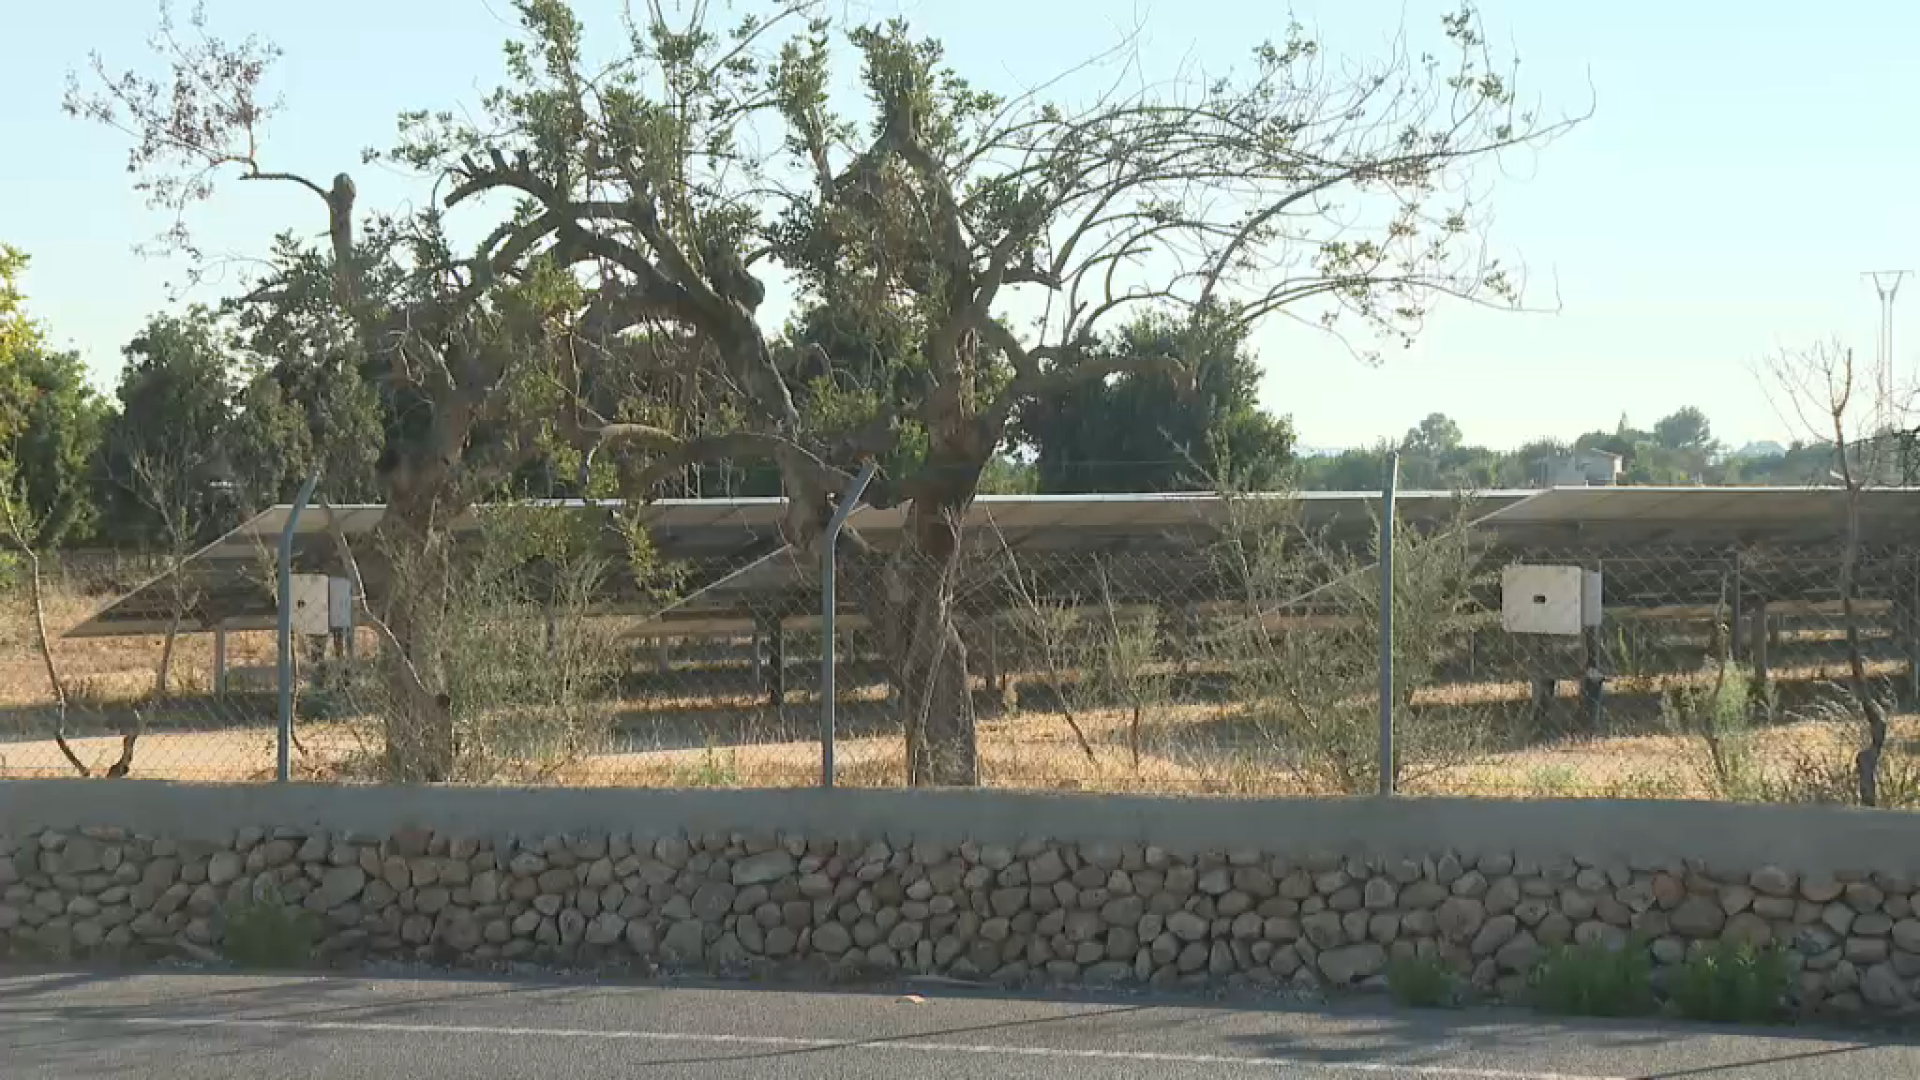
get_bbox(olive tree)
[75,0,1576,785]
[406,1,1572,784]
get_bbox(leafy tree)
[1297,442,1395,491]
[0,245,105,548]
[226,237,390,509]
[1394,412,1503,490]
[1404,412,1463,458]
[77,0,1576,785]
[1655,406,1713,452]
[418,2,1567,784]
[99,308,241,547]
[1018,309,1294,492]
[76,12,580,780]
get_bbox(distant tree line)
[0,238,1873,560]
[1295,407,1854,492]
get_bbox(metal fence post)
[820,461,879,788]
[1378,451,1399,797]
[277,471,320,783]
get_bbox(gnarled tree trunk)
[884,521,977,785]
[872,441,989,786]
[371,462,461,783]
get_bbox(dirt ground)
[3,692,1912,804]
[5,577,1915,800]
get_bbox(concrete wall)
[3,780,1917,877]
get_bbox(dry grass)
[0,585,279,709]
[3,683,1910,804]
[5,569,1916,801]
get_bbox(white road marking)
[118,1014,1627,1080]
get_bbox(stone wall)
[3,782,1920,1017]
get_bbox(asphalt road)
[2,968,1916,1079]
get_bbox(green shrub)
[1531,941,1655,1018]
[222,893,322,969]
[1387,953,1460,1008]
[1662,662,1768,800]
[1667,941,1790,1024]
[671,746,741,788]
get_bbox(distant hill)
[1733,441,1788,459]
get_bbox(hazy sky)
[4,0,1918,453]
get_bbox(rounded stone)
[1671,895,1726,938]
[1750,866,1795,898]
[1317,942,1386,985]
[1166,910,1209,943]
[1801,872,1844,904]
[206,852,242,887]
[1471,914,1518,957]
[813,921,853,954]
[1722,912,1772,949]
[1435,896,1486,943]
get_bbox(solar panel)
[59,486,1920,639]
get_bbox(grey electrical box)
[287,574,331,636]
[1501,565,1584,636]
[328,577,354,631]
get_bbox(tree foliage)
[99,308,240,548]
[0,245,104,549]
[1018,309,1294,492]
[1294,406,1836,492]
[70,0,1577,785]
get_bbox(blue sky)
[4,0,1918,453]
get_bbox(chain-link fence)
[6,510,1918,803]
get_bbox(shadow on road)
[1222,1003,1909,1080]
[5,962,1919,1078]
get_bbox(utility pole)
[1864,271,1911,483]
[1866,270,1906,384]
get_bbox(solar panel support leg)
[1907,555,1920,706]
[1728,553,1744,663]
[214,627,228,700]
[765,615,786,708]
[1531,678,1556,732]
[1580,627,1604,729]
[985,619,1003,711]
[277,469,320,784]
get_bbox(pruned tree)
[73,7,583,782]
[63,0,357,298]
[1763,340,1916,806]
[400,0,1575,784]
[76,0,1579,786]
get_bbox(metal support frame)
[820,460,879,788]
[1580,561,1605,729]
[1728,549,1745,663]
[1378,451,1399,798]
[276,471,320,783]
[765,615,786,708]
[1908,552,1920,706]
